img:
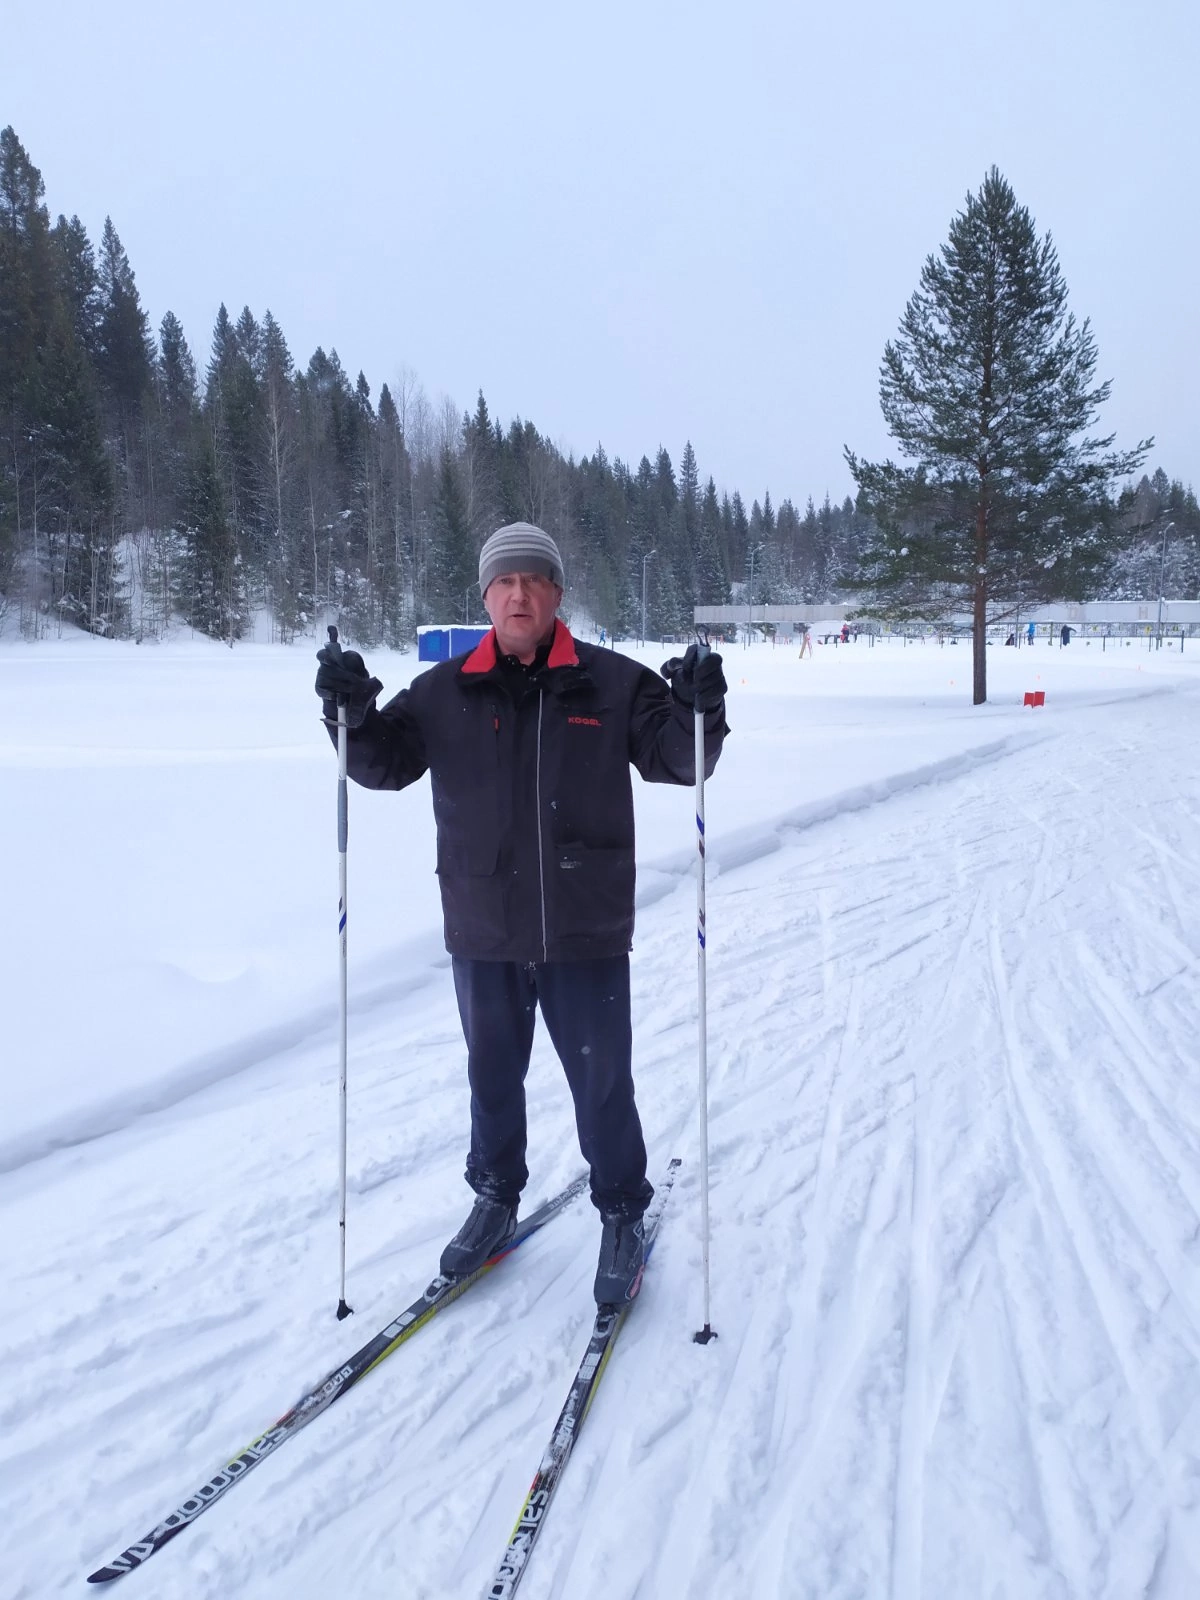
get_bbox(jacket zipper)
[535,689,548,961]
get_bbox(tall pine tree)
[846,168,1150,703]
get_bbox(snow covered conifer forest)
[2,126,1197,654]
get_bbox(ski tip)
[87,1569,121,1585]
[336,1299,354,1321]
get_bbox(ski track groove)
[986,1228,1075,1595]
[794,973,859,1427]
[890,1058,934,1600]
[990,923,1153,1433]
[987,918,1199,1594]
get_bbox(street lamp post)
[641,549,656,646]
[1157,522,1176,647]
[746,544,761,646]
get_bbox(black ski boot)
[593,1213,646,1305]
[440,1196,518,1279]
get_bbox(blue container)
[449,626,489,656]
[417,627,449,662]
[417,625,489,663]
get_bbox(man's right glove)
[315,641,383,729]
[660,644,727,713]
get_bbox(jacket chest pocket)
[540,700,627,843]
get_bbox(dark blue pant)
[451,955,653,1218]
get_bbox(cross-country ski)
[485,1158,681,1599]
[87,1176,588,1584]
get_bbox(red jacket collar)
[461,618,579,675]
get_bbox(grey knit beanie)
[478,522,565,596]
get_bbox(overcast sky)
[4,0,1196,511]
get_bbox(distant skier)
[1061,624,1072,646]
[314,523,728,1305]
[1027,620,1036,645]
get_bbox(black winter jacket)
[330,622,728,961]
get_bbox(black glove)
[661,644,727,714]
[315,642,383,729]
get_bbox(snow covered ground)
[2,627,1199,1598]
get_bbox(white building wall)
[695,601,1200,629]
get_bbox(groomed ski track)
[4,668,1200,1598]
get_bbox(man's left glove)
[315,643,383,729]
[661,644,727,713]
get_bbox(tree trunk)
[973,498,988,705]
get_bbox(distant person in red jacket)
[315,523,728,1305]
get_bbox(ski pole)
[328,624,354,1322]
[692,639,717,1345]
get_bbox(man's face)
[483,571,562,661]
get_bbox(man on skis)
[314,522,728,1304]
